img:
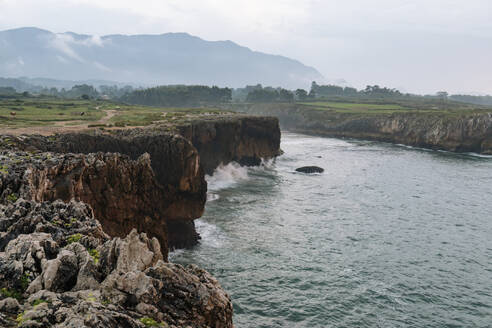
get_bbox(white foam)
[206,162,249,191]
[207,192,220,202]
[195,219,224,248]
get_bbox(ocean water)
[171,132,492,328]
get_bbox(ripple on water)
[171,133,492,328]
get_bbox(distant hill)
[0,27,323,89]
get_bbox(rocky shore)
[0,115,281,327]
[233,103,492,154]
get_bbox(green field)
[108,106,225,127]
[300,101,405,111]
[0,98,105,127]
[0,97,228,130]
[297,98,491,116]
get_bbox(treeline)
[121,85,232,106]
[307,82,402,99]
[0,82,135,100]
[449,95,492,106]
[2,76,491,107]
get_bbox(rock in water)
[295,166,324,173]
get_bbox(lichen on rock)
[0,199,233,327]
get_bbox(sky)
[0,0,491,94]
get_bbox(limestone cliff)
[2,134,205,253]
[0,115,281,327]
[0,198,233,327]
[2,116,281,250]
[235,103,492,154]
[175,116,281,174]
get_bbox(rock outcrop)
[0,114,282,327]
[3,116,282,247]
[234,103,492,154]
[0,199,233,327]
[295,166,324,174]
[2,133,206,251]
[176,116,281,174]
[0,149,175,259]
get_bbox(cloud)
[48,32,106,63]
[50,34,85,62]
[0,0,491,93]
[93,61,111,72]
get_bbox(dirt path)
[0,109,120,136]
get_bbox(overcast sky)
[1,0,491,94]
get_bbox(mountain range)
[0,27,323,89]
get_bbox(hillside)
[0,27,323,89]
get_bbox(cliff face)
[176,116,281,174]
[237,103,492,154]
[1,116,282,251]
[0,115,282,327]
[0,150,173,259]
[8,132,206,251]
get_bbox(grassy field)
[108,106,225,127]
[298,97,492,115]
[0,98,105,127]
[300,101,405,111]
[0,97,227,131]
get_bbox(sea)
[171,132,492,328]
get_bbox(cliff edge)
[233,103,492,154]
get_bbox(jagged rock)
[0,120,282,327]
[0,203,234,328]
[1,119,281,250]
[0,297,20,313]
[0,199,107,253]
[176,116,281,174]
[42,249,79,292]
[296,166,324,173]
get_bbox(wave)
[194,219,224,248]
[206,162,249,191]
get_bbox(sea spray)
[173,133,492,328]
[206,162,249,192]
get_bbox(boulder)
[295,166,324,173]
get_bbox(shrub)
[66,233,83,244]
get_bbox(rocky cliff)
[0,197,233,327]
[0,117,280,328]
[234,103,492,154]
[3,115,281,249]
[2,133,205,253]
[0,115,281,327]
[176,116,281,174]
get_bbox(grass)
[0,287,22,301]
[297,98,492,116]
[108,106,225,127]
[66,233,83,244]
[88,249,100,264]
[0,98,105,127]
[0,96,229,129]
[300,101,405,111]
[139,317,167,327]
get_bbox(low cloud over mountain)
[0,27,323,88]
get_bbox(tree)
[278,89,294,102]
[436,91,448,99]
[295,89,308,101]
[309,81,318,99]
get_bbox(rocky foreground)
[0,115,281,327]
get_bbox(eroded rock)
[0,199,233,327]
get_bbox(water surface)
[172,132,492,328]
